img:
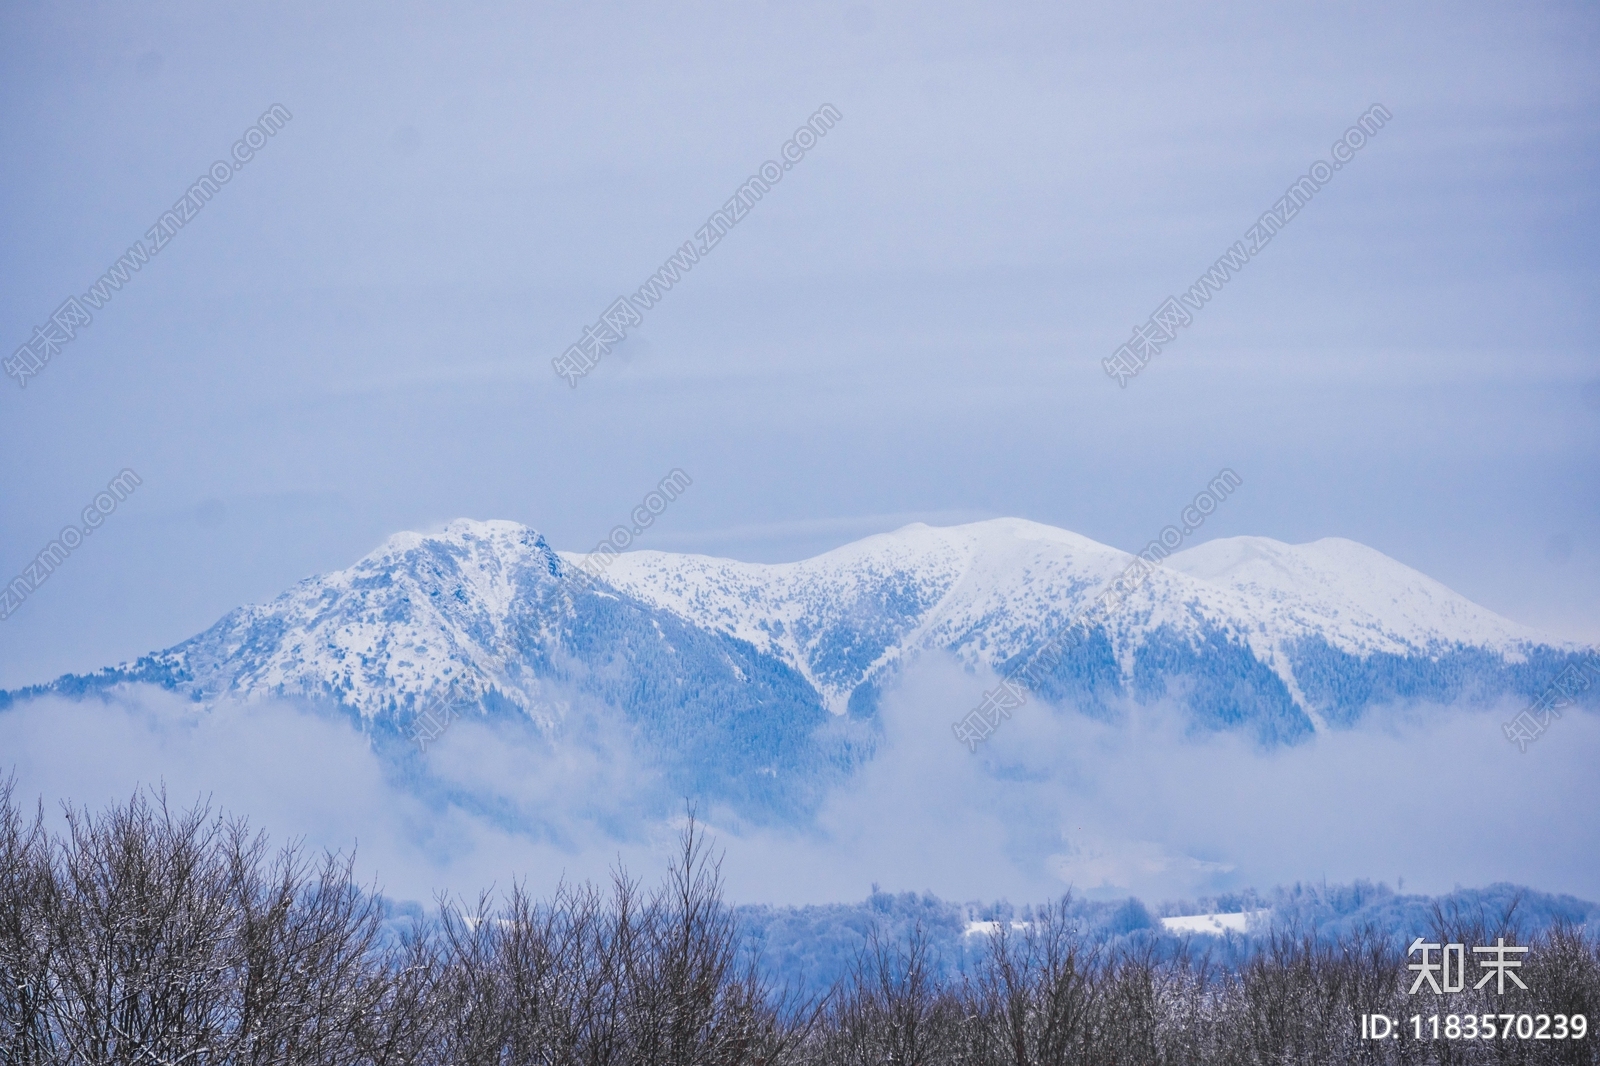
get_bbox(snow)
[581,519,1143,713]
[1159,910,1268,935]
[162,518,566,723]
[963,920,1032,937]
[109,516,1584,731]
[1164,536,1550,658]
[966,911,1270,938]
[579,519,1567,719]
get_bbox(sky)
[2,2,1597,690]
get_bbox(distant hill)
[736,881,1600,1000]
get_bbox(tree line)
[2,780,1596,1064]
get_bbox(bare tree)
[4,779,1597,1066]
[0,778,55,1065]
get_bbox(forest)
[2,780,1596,1065]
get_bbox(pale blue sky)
[3,0,1597,689]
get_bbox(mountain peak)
[380,517,542,549]
[16,517,1592,775]
[1165,535,1549,654]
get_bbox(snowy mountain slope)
[167,520,565,721]
[18,520,849,814]
[1163,536,1546,657]
[575,519,1130,714]
[8,518,1594,788]
[580,519,1592,737]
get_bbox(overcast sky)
[2,0,1597,691]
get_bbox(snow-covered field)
[1159,910,1270,935]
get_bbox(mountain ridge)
[4,517,1594,814]
[585,518,1566,725]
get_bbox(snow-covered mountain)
[13,521,851,814]
[589,518,1578,737]
[6,518,1594,811]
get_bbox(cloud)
[708,656,1600,905]
[0,688,674,906]
[3,668,1596,910]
